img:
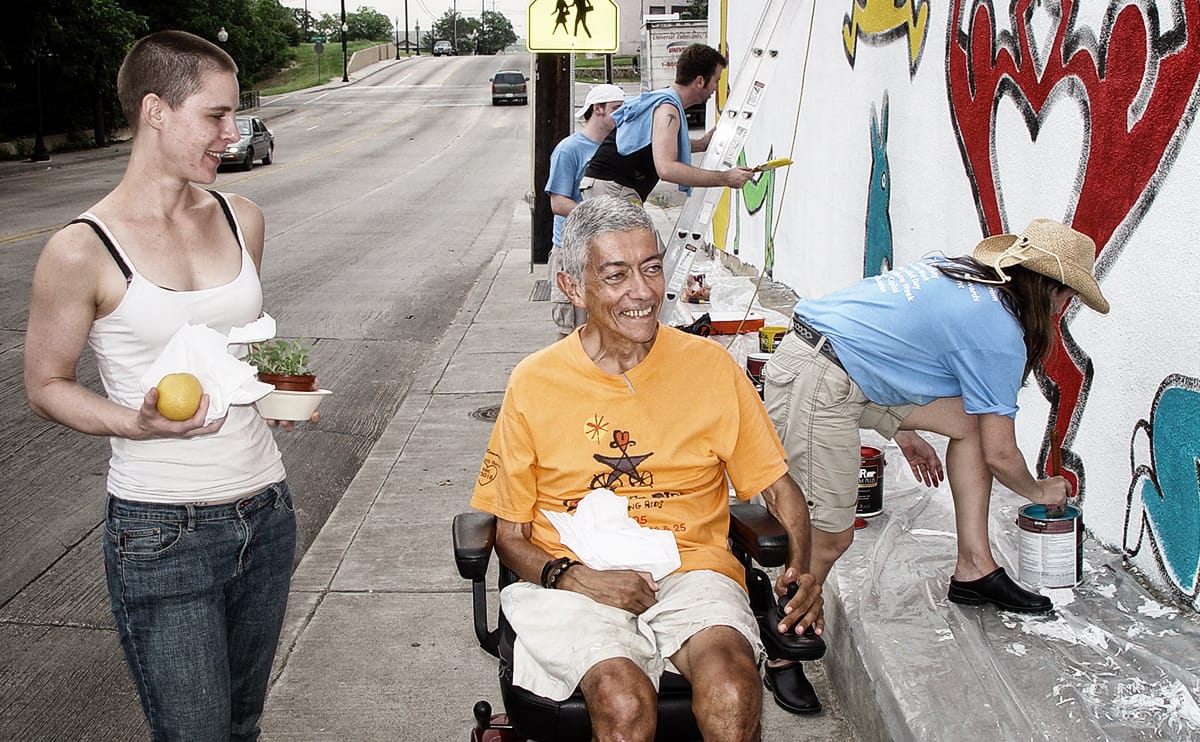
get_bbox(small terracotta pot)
[258,372,319,392]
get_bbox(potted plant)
[245,338,319,391]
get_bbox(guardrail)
[239,90,260,111]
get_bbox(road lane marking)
[0,224,61,246]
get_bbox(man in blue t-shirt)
[545,84,625,337]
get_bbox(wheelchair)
[452,502,826,741]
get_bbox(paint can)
[1017,504,1083,588]
[856,446,885,517]
[758,325,787,353]
[745,352,769,399]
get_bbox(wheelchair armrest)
[453,511,496,580]
[729,502,789,568]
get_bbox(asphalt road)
[0,52,533,740]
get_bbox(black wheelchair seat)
[453,503,825,742]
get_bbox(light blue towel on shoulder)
[611,89,693,193]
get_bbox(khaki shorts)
[579,176,644,207]
[763,332,912,533]
[500,570,763,702]
[548,246,587,334]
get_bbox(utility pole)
[531,54,571,265]
[452,0,457,53]
[404,0,410,55]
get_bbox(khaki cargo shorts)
[763,332,912,533]
[579,176,644,207]
[500,570,762,702]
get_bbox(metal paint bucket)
[745,352,769,398]
[758,325,787,353]
[1017,504,1082,588]
[856,446,885,517]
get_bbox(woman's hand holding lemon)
[135,373,225,438]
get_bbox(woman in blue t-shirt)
[758,219,1109,714]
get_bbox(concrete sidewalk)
[257,202,856,740]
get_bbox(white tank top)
[82,191,285,503]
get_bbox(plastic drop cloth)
[829,433,1200,740]
[661,251,790,370]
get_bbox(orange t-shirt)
[471,326,789,589]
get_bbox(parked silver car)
[221,116,274,170]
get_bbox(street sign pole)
[531,53,572,266]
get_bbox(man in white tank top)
[24,30,314,741]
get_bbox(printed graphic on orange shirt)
[584,413,610,442]
[590,429,654,489]
[477,448,501,487]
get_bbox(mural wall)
[711,0,1200,611]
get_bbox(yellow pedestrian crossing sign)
[527,0,619,53]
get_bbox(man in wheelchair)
[469,196,824,741]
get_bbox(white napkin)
[139,314,278,424]
[542,489,682,580]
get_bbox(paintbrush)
[752,157,793,172]
[1047,430,1066,516]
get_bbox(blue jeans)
[103,481,296,741]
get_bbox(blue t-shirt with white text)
[794,258,1026,417]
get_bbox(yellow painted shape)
[842,0,929,68]
[713,0,731,251]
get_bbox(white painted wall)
[711,0,1200,611]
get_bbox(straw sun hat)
[972,218,1110,314]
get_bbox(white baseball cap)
[575,84,626,118]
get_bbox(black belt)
[789,316,843,368]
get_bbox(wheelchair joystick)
[775,581,799,620]
[473,701,492,730]
[758,581,826,662]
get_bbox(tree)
[0,0,146,143]
[348,6,393,42]
[475,10,517,55]
[427,10,479,55]
[682,0,709,21]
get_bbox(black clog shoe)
[948,567,1053,614]
[763,662,822,714]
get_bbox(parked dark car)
[490,70,528,105]
[221,116,274,170]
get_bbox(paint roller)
[751,157,793,173]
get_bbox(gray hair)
[560,196,657,282]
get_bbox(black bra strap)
[207,189,240,242]
[69,218,132,285]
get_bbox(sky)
[282,0,532,38]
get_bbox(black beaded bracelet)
[541,557,571,588]
[546,559,580,590]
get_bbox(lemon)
[156,373,203,421]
